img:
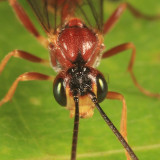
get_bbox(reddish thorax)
[49,18,104,72]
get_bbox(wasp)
[0,0,160,160]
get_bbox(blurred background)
[0,0,160,160]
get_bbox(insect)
[0,0,160,160]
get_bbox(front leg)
[0,72,54,107]
[103,43,160,98]
[107,91,129,160]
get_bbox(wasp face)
[53,65,108,118]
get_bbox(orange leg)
[106,91,129,160]
[103,43,160,99]
[9,0,48,47]
[0,50,50,75]
[0,72,54,107]
[103,2,160,34]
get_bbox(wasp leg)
[106,91,129,160]
[0,72,54,107]
[103,43,160,98]
[103,2,160,34]
[9,0,48,47]
[0,50,50,75]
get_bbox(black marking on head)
[72,51,86,66]
[68,65,92,96]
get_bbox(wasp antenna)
[71,95,79,160]
[88,90,139,160]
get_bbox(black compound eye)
[96,74,108,103]
[53,78,66,106]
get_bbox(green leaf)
[0,1,160,160]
